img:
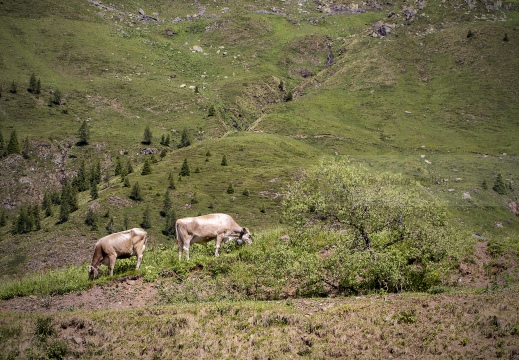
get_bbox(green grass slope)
[0,0,518,279]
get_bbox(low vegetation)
[1,0,518,358]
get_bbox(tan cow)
[175,213,252,261]
[88,228,148,279]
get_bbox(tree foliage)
[7,130,20,155]
[142,125,152,145]
[77,120,90,146]
[282,159,457,293]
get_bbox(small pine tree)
[52,89,62,105]
[90,181,99,200]
[90,159,102,185]
[22,136,30,159]
[114,156,123,176]
[227,183,235,194]
[130,182,143,201]
[123,214,130,230]
[179,158,190,176]
[28,73,37,93]
[7,130,21,155]
[43,192,53,217]
[242,188,250,197]
[59,198,71,223]
[126,159,134,174]
[221,155,228,166]
[106,216,116,234]
[0,209,7,227]
[141,158,152,175]
[165,134,171,147]
[503,33,509,42]
[467,29,474,38]
[123,176,131,188]
[168,172,176,189]
[142,125,152,145]
[31,204,41,231]
[73,160,89,192]
[162,209,177,237]
[9,81,17,94]
[78,120,90,146]
[161,189,172,217]
[85,208,98,230]
[179,128,191,148]
[493,173,507,195]
[141,205,152,229]
[160,134,165,146]
[208,105,216,117]
[36,79,41,94]
[482,180,488,190]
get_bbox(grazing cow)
[175,213,252,261]
[88,228,148,280]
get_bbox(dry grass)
[1,289,518,359]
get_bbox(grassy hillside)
[1,0,519,358]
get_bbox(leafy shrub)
[282,159,458,293]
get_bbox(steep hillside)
[0,0,518,277]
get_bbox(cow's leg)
[185,245,190,261]
[215,235,224,257]
[136,251,143,270]
[108,255,117,276]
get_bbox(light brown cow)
[175,213,252,261]
[88,228,148,279]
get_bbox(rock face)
[509,201,519,217]
[370,21,395,37]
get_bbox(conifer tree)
[9,81,17,94]
[163,209,177,237]
[179,128,191,148]
[142,125,152,145]
[0,209,7,227]
[221,155,228,166]
[28,73,38,93]
[74,160,89,192]
[90,181,99,200]
[493,173,507,195]
[123,214,130,230]
[126,159,134,174]
[141,205,152,229]
[22,136,31,159]
[31,204,41,231]
[130,182,142,201]
[168,172,176,190]
[85,208,98,231]
[106,216,116,234]
[141,158,152,175]
[78,120,90,145]
[227,183,235,194]
[42,192,53,217]
[7,130,20,155]
[114,156,123,176]
[0,132,4,154]
[179,158,190,176]
[161,189,172,217]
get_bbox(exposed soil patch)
[0,276,157,313]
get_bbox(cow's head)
[238,227,252,245]
[88,265,100,280]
